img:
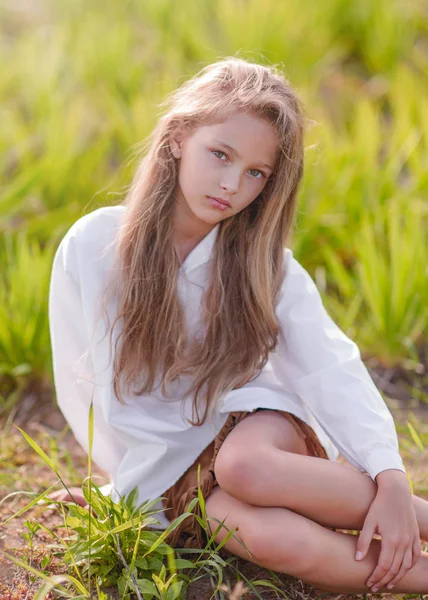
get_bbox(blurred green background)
[1,0,427,416]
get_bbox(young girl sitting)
[48,56,428,595]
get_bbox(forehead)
[196,112,279,166]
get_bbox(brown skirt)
[160,408,329,552]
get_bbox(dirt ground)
[1,366,428,599]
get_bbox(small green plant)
[0,401,286,599]
[20,520,42,587]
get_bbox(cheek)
[179,152,212,193]
[236,187,264,212]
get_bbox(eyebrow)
[212,139,274,171]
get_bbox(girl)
[48,57,428,594]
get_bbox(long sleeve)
[269,249,406,481]
[48,233,127,481]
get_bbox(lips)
[208,196,231,208]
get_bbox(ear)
[170,122,189,159]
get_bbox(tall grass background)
[2,0,427,407]
[1,0,427,398]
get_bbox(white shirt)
[48,205,406,529]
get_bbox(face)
[170,111,279,235]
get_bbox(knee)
[213,444,274,498]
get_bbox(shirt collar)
[179,223,220,275]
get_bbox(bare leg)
[311,531,428,594]
[219,448,428,541]
[235,448,428,538]
[206,487,428,594]
[214,411,428,539]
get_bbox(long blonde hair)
[99,56,306,426]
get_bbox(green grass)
[0,0,426,392]
[0,415,286,599]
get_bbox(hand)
[47,486,89,510]
[355,470,421,593]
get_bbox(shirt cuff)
[364,448,407,481]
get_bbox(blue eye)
[249,169,265,179]
[212,150,226,160]
[212,150,265,179]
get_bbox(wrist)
[375,469,410,490]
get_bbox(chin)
[193,207,223,224]
[200,214,221,226]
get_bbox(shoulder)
[55,205,127,279]
[277,247,320,307]
[66,205,126,245]
[281,247,314,285]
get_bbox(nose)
[220,171,240,195]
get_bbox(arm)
[269,249,406,482]
[48,233,127,481]
[268,250,419,591]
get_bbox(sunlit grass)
[0,413,286,599]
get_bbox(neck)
[172,197,215,264]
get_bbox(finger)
[385,545,413,589]
[411,537,422,569]
[48,489,79,502]
[366,540,395,589]
[356,518,376,561]
[369,546,402,592]
[51,492,68,502]
[44,496,69,510]
[50,487,80,498]
[47,491,64,501]
[59,493,74,502]
[65,488,81,503]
